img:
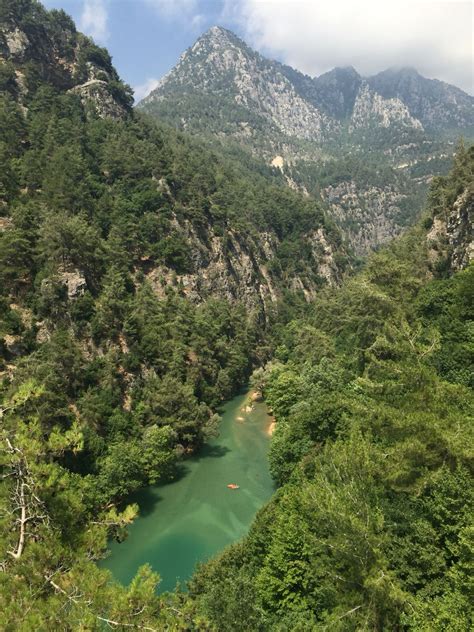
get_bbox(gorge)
[0,2,473,630]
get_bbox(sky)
[42,0,474,101]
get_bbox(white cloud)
[229,0,473,93]
[191,13,205,29]
[133,77,161,102]
[145,1,206,35]
[80,0,109,43]
[146,0,198,21]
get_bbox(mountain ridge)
[140,24,473,135]
[139,25,473,254]
[1,4,473,630]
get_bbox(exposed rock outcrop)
[0,4,131,119]
[368,67,474,133]
[427,183,473,272]
[321,181,410,255]
[350,82,423,131]
[69,80,128,119]
[446,189,473,271]
[60,270,87,299]
[143,217,340,319]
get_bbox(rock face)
[144,215,341,319]
[2,26,29,57]
[446,189,474,271]
[368,67,474,133]
[140,26,473,254]
[427,176,473,273]
[321,181,409,256]
[69,80,128,119]
[0,1,131,118]
[350,82,423,131]
[60,270,87,299]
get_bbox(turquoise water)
[101,391,274,593]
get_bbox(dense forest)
[1,1,473,630]
[0,1,345,628]
[189,145,474,630]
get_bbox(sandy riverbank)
[266,418,276,436]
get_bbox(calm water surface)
[101,391,274,592]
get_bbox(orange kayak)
[227,483,240,489]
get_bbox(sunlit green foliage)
[190,150,474,630]
[1,2,472,629]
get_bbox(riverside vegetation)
[0,1,473,630]
[189,144,474,631]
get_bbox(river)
[101,390,274,593]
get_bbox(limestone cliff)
[139,208,342,321]
[350,82,423,131]
[446,189,474,271]
[321,181,410,256]
[426,150,473,272]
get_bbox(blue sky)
[43,1,247,100]
[42,1,473,100]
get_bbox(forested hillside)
[0,2,346,628]
[0,2,472,630]
[190,146,474,630]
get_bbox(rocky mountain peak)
[368,67,473,131]
[141,23,258,106]
[198,25,241,46]
[312,66,362,118]
[141,24,335,144]
[178,23,254,70]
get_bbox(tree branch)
[45,574,159,632]
[3,435,48,560]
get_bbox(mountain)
[1,3,473,630]
[139,26,473,254]
[141,26,335,147]
[310,66,362,119]
[141,26,473,143]
[139,26,430,146]
[0,2,351,627]
[368,67,474,134]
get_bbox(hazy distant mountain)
[139,26,473,254]
[367,67,474,133]
[140,26,473,145]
